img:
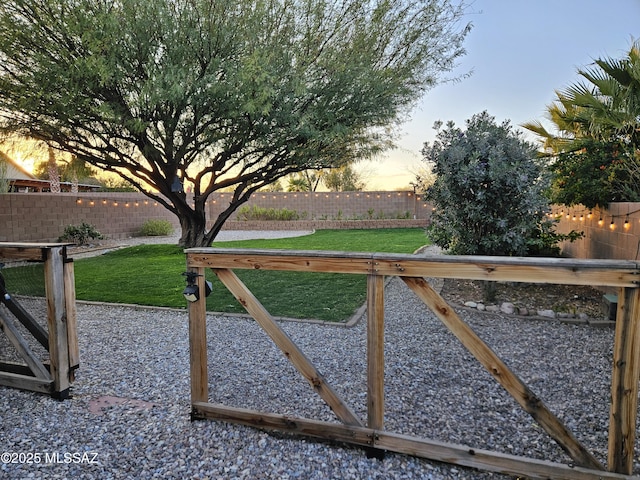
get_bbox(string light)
[624,215,630,229]
[598,217,604,226]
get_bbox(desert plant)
[58,222,103,245]
[139,219,174,236]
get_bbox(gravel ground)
[0,232,636,479]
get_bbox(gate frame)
[0,242,78,399]
[186,248,640,479]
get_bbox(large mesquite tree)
[0,0,471,246]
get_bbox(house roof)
[1,151,100,192]
[0,151,36,180]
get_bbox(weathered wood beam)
[43,246,70,397]
[185,249,640,287]
[0,242,72,261]
[192,401,635,480]
[213,268,365,427]
[401,276,603,471]
[0,286,49,350]
[0,309,51,380]
[188,250,373,275]
[0,371,53,395]
[367,274,385,431]
[188,266,209,405]
[63,259,79,372]
[608,286,640,474]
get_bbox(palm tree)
[523,40,640,206]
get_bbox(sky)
[363,0,640,190]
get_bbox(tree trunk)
[482,280,497,303]
[178,214,207,248]
[47,147,61,193]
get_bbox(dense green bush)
[139,219,174,236]
[58,222,103,245]
[423,111,576,257]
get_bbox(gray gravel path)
[0,232,634,479]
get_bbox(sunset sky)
[363,0,640,190]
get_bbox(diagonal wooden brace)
[213,268,365,428]
[402,276,603,472]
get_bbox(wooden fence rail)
[185,248,640,479]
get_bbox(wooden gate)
[185,248,640,479]
[0,242,78,399]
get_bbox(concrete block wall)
[0,190,430,243]
[209,190,429,221]
[553,203,640,260]
[0,192,180,242]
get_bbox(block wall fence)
[553,203,640,261]
[2,191,638,261]
[0,190,431,243]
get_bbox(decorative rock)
[464,301,478,308]
[518,307,529,316]
[500,302,515,314]
[537,309,556,318]
[476,303,485,311]
[578,313,589,321]
[485,305,500,313]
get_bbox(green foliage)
[58,222,103,245]
[546,139,637,208]
[236,205,302,221]
[526,218,584,257]
[139,219,174,236]
[323,165,366,191]
[0,0,470,247]
[524,41,640,208]
[424,111,571,256]
[34,155,98,184]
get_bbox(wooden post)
[367,274,385,431]
[43,246,70,399]
[64,257,79,374]
[608,286,640,474]
[188,266,209,408]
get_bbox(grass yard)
[1,228,428,322]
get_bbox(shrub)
[423,112,559,256]
[236,205,300,221]
[139,219,174,236]
[58,222,103,245]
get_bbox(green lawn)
[2,228,428,322]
